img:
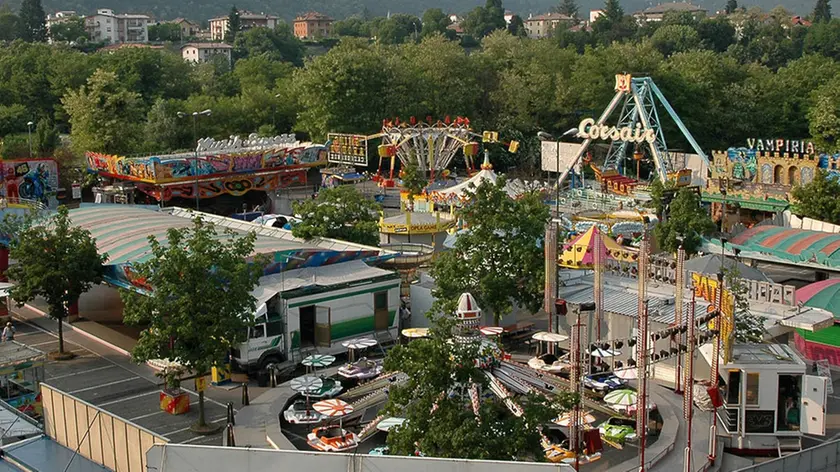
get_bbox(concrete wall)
[732,438,840,472]
[147,444,576,472]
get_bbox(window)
[726,370,741,405]
[250,325,265,339]
[745,372,759,406]
[267,320,284,337]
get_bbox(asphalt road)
[10,307,255,446]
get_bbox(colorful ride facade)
[86,134,327,202]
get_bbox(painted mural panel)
[1,159,59,205]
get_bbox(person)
[2,322,14,342]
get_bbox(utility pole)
[545,221,558,354]
[674,243,685,393]
[177,109,212,211]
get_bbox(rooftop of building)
[635,2,707,14]
[182,42,232,49]
[294,11,334,21]
[210,11,279,21]
[100,44,165,51]
[526,12,574,21]
[730,343,804,366]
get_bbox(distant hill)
[28,0,815,25]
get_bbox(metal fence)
[733,438,840,472]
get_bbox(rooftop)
[210,11,279,21]
[295,11,334,21]
[526,12,573,21]
[730,225,840,268]
[636,2,706,14]
[730,343,802,365]
[182,42,232,49]
[3,436,110,472]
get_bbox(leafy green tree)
[332,16,370,37]
[651,24,701,56]
[0,134,31,159]
[48,17,86,43]
[9,206,106,356]
[400,160,427,203]
[17,0,46,42]
[122,217,264,432]
[422,8,452,37]
[99,47,197,106]
[376,14,422,44]
[431,177,549,324]
[384,313,578,460]
[0,6,19,41]
[791,170,840,224]
[696,17,736,52]
[148,22,183,42]
[803,19,840,60]
[0,104,28,136]
[225,5,241,43]
[813,0,832,23]
[463,0,507,39]
[723,266,765,343]
[603,0,624,23]
[233,23,304,65]
[292,185,381,246]
[507,14,527,37]
[591,3,637,44]
[725,0,738,14]
[653,186,715,254]
[556,0,579,18]
[143,98,191,152]
[34,118,60,156]
[62,69,145,155]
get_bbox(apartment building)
[167,18,201,38]
[209,11,279,41]
[292,11,333,39]
[523,12,573,38]
[85,9,150,43]
[181,42,233,64]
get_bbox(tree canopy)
[9,206,106,355]
[653,186,716,255]
[18,0,46,42]
[813,0,832,23]
[430,177,549,324]
[291,185,381,246]
[791,170,840,224]
[121,217,264,430]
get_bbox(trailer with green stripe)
[231,260,401,371]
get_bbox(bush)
[1,134,31,159]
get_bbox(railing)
[717,407,739,434]
[0,197,48,212]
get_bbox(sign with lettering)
[615,74,632,92]
[692,273,735,363]
[196,133,297,153]
[747,138,815,155]
[577,118,656,144]
[327,133,368,166]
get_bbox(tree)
[696,17,736,52]
[507,14,527,37]
[556,0,579,19]
[9,206,106,356]
[604,0,624,23]
[653,186,715,254]
[143,98,191,152]
[430,177,549,324]
[791,170,840,224]
[421,8,452,37]
[233,24,305,65]
[651,24,701,56]
[813,0,832,23]
[803,19,840,60]
[399,160,427,204]
[725,0,738,14]
[122,217,264,433]
[463,0,507,39]
[17,0,46,42]
[148,22,183,42]
[34,118,60,156]
[376,14,422,44]
[291,185,381,246]
[723,265,765,343]
[0,6,19,41]
[225,5,241,43]
[62,69,145,155]
[48,16,85,43]
[383,313,577,460]
[332,16,370,37]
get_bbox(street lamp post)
[177,109,212,211]
[272,93,281,131]
[26,121,34,158]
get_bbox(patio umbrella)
[313,398,354,427]
[532,331,569,343]
[554,412,597,427]
[480,327,504,337]
[302,355,336,374]
[604,389,637,406]
[342,337,379,361]
[401,328,430,338]
[290,375,324,394]
[376,417,407,432]
[613,367,638,380]
[588,347,620,358]
[796,279,840,316]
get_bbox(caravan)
[231,260,400,372]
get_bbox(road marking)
[48,365,117,380]
[69,377,141,394]
[97,390,158,407]
[129,402,199,422]
[29,340,59,347]
[161,416,226,436]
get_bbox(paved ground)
[10,305,271,446]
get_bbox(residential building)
[166,17,201,38]
[504,10,514,24]
[590,9,605,22]
[523,12,573,39]
[632,2,707,22]
[181,42,233,64]
[46,10,79,29]
[293,11,333,39]
[209,11,279,41]
[85,9,150,43]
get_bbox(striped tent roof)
[69,206,318,265]
[730,225,840,267]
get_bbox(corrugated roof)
[4,436,110,472]
[558,283,709,324]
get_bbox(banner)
[692,273,735,362]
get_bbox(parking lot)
[12,315,235,445]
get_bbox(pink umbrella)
[796,279,840,304]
